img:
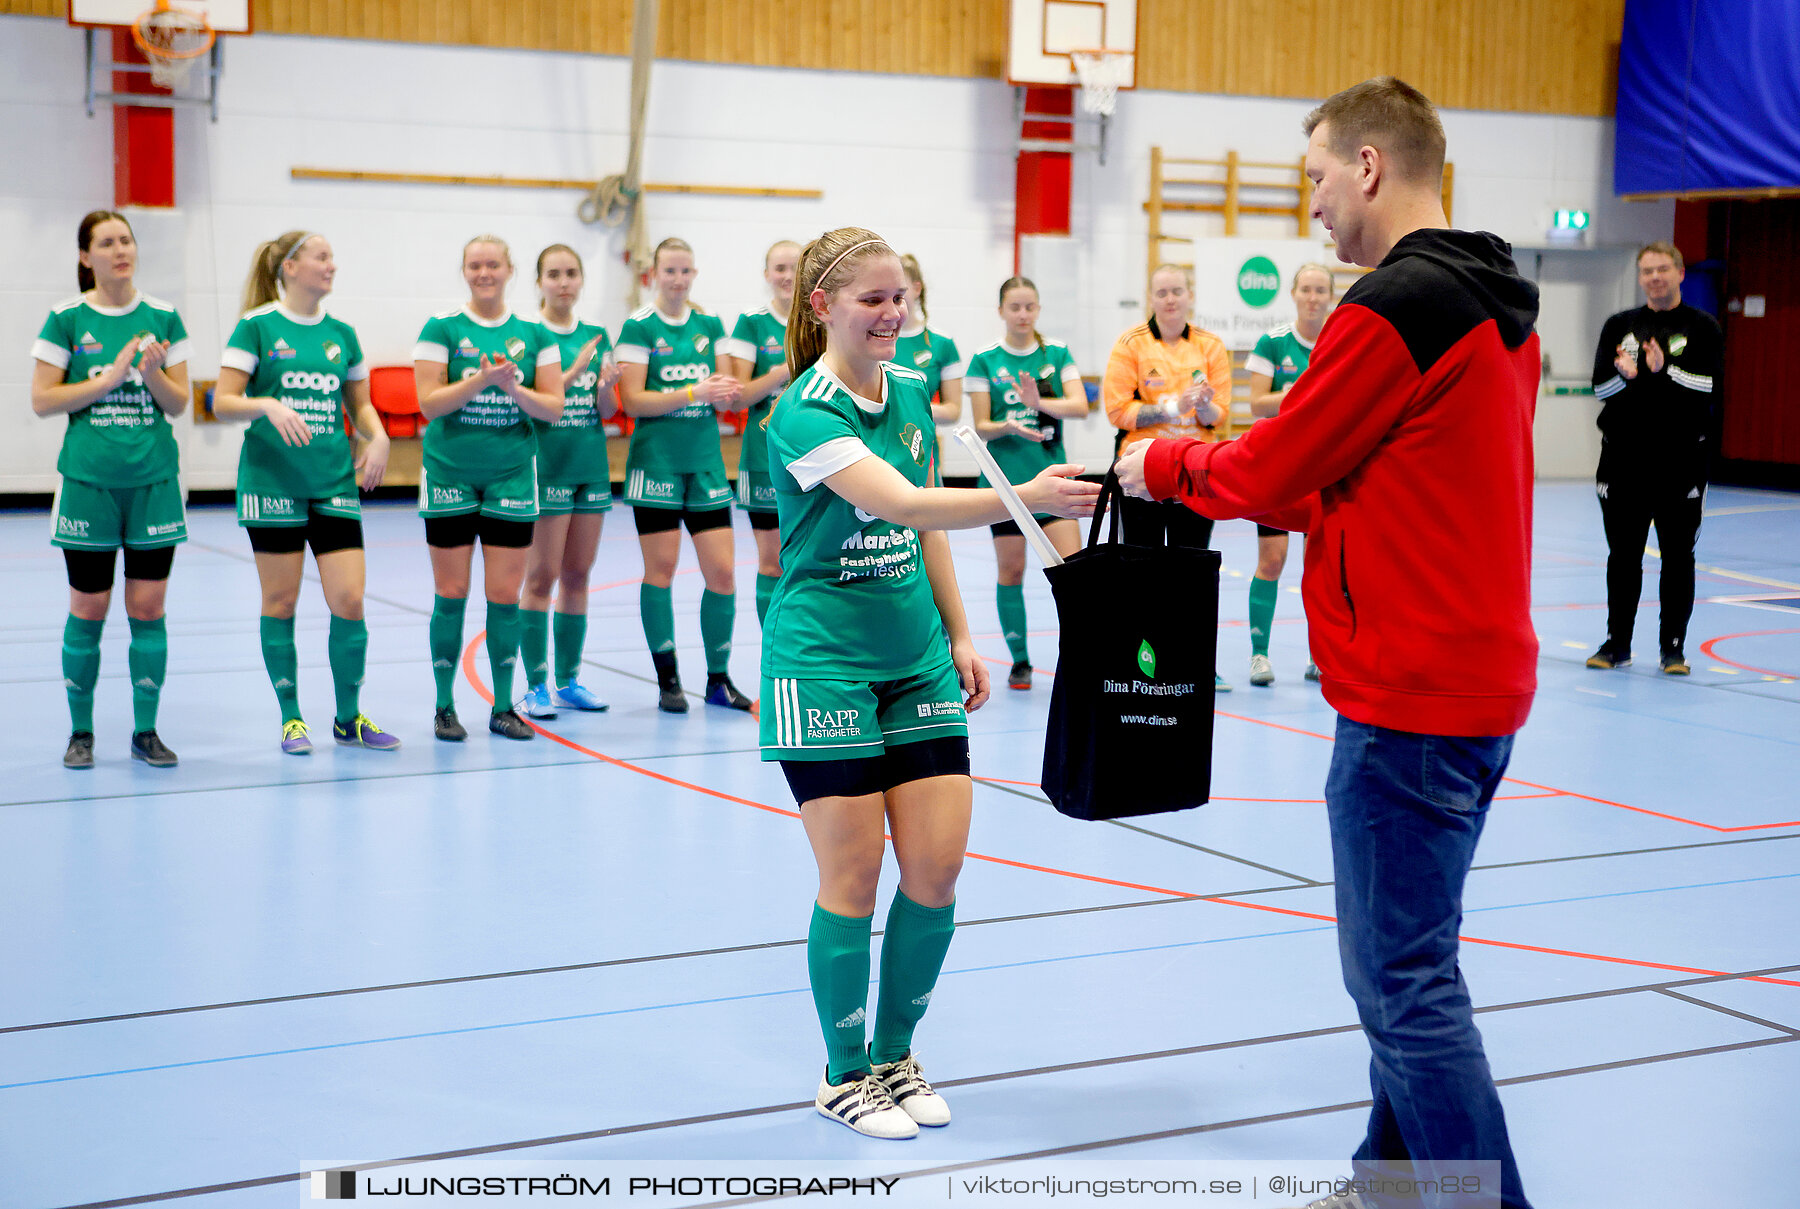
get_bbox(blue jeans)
[1325,716,1531,1209]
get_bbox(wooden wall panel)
[1,0,1625,116]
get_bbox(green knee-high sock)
[809,903,875,1085]
[126,615,167,733]
[700,589,734,676]
[63,615,104,733]
[259,615,301,723]
[519,607,551,689]
[869,892,957,1064]
[328,614,367,724]
[640,583,675,661]
[485,602,521,714]
[755,572,779,626]
[997,583,1030,665]
[553,610,587,687]
[1248,575,1280,658]
[429,594,467,710]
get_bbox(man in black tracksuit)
[1588,240,1723,675]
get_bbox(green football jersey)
[1245,324,1315,392]
[617,305,729,475]
[532,316,614,485]
[890,326,963,404]
[223,303,366,502]
[764,361,944,681]
[414,308,559,481]
[723,304,788,475]
[33,292,190,488]
[964,340,1082,486]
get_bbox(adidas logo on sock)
[911,991,933,1007]
[432,658,453,668]
[274,678,294,689]
[133,676,158,690]
[834,1007,866,1030]
[64,678,80,690]
[656,640,676,652]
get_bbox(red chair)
[368,365,425,437]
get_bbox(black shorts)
[633,506,733,536]
[246,514,365,556]
[746,509,779,531]
[64,546,175,593]
[990,515,1061,539]
[1255,523,1287,539]
[781,736,971,803]
[424,514,536,549]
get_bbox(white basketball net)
[1070,50,1132,117]
[134,5,213,90]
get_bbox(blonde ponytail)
[241,229,314,315]
[784,226,896,379]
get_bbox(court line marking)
[1654,988,1800,1037]
[43,968,1800,1209]
[13,826,1800,1037]
[1698,627,1800,680]
[456,638,1800,990]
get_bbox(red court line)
[459,639,1800,991]
[1698,628,1800,681]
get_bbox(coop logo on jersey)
[322,340,343,363]
[662,362,708,382]
[77,331,104,354]
[271,337,298,360]
[281,371,341,393]
[1237,256,1281,307]
[899,422,926,466]
[1668,334,1688,356]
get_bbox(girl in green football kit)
[414,235,564,742]
[213,231,400,755]
[517,244,621,720]
[894,254,964,428]
[722,239,800,628]
[966,276,1089,690]
[762,227,1098,1140]
[32,211,191,770]
[616,237,752,713]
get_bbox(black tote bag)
[1040,472,1219,820]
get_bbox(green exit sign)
[1553,209,1591,231]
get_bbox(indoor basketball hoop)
[131,0,214,89]
[1070,49,1133,118]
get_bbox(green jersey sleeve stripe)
[414,341,449,362]
[1244,353,1276,378]
[220,347,258,374]
[789,435,871,491]
[964,374,991,393]
[939,360,965,380]
[534,346,561,368]
[615,343,650,364]
[164,339,192,367]
[32,338,70,369]
[718,336,756,361]
[344,361,369,381]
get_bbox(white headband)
[281,232,317,261]
[816,239,888,288]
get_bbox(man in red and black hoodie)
[1120,78,1536,1209]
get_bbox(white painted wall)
[2,14,1674,491]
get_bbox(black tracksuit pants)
[1597,463,1704,656]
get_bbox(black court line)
[46,981,1800,1209]
[11,821,1800,1031]
[1102,817,1325,886]
[1654,987,1800,1037]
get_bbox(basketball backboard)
[1007,0,1137,89]
[68,0,252,34]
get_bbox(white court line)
[1703,503,1800,517]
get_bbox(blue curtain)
[1615,0,1800,195]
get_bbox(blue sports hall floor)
[1,481,1796,1208]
